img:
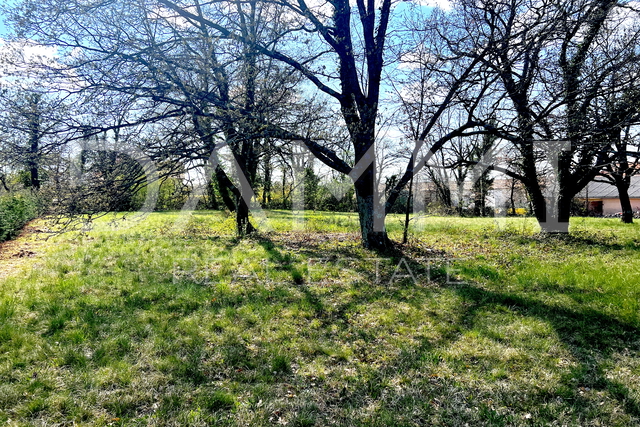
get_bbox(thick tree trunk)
[525,178,569,233]
[214,145,256,236]
[29,164,40,191]
[615,177,633,224]
[0,174,9,192]
[611,127,633,224]
[554,195,572,233]
[23,94,42,191]
[531,193,571,233]
[519,141,571,233]
[528,183,547,224]
[236,144,257,236]
[473,180,486,216]
[220,126,257,236]
[354,166,391,251]
[473,194,481,217]
[509,178,516,215]
[215,166,237,212]
[236,193,255,236]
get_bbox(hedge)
[0,194,39,243]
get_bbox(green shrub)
[0,193,39,242]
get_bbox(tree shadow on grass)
[10,231,640,426]
[513,229,639,251]
[255,234,442,329]
[448,279,640,417]
[254,235,640,424]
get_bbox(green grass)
[1,211,640,426]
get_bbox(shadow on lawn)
[255,235,440,329]
[450,280,640,417]
[520,230,639,251]
[11,232,640,426]
[255,234,640,424]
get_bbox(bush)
[0,193,39,242]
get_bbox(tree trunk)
[612,127,633,224]
[615,177,633,224]
[0,174,9,192]
[473,178,484,216]
[525,177,570,233]
[235,142,257,236]
[236,193,255,236]
[215,166,237,212]
[262,152,272,207]
[212,159,256,235]
[206,180,219,210]
[510,178,516,215]
[28,101,41,191]
[219,124,257,235]
[29,163,40,191]
[554,194,572,233]
[354,165,391,251]
[402,174,413,244]
[519,143,571,233]
[532,195,571,233]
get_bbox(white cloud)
[399,48,439,69]
[610,1,640,30]
[0,38,60,80]
[0,38,83,91]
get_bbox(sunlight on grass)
[0,212,639,426]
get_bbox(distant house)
[576,176,640,216]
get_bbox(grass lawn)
[1,211,640,426]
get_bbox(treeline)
[130,169,359,213]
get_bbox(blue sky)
[0,0,16,38]
[0,12,9,37]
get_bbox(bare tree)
[8,0,311,235]
[453,0,640,231]
[0,88,72,192]
[152,0,495,250]
[597,125,640,223]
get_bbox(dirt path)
[0,222,47,280]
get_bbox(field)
[1,211,640,426]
